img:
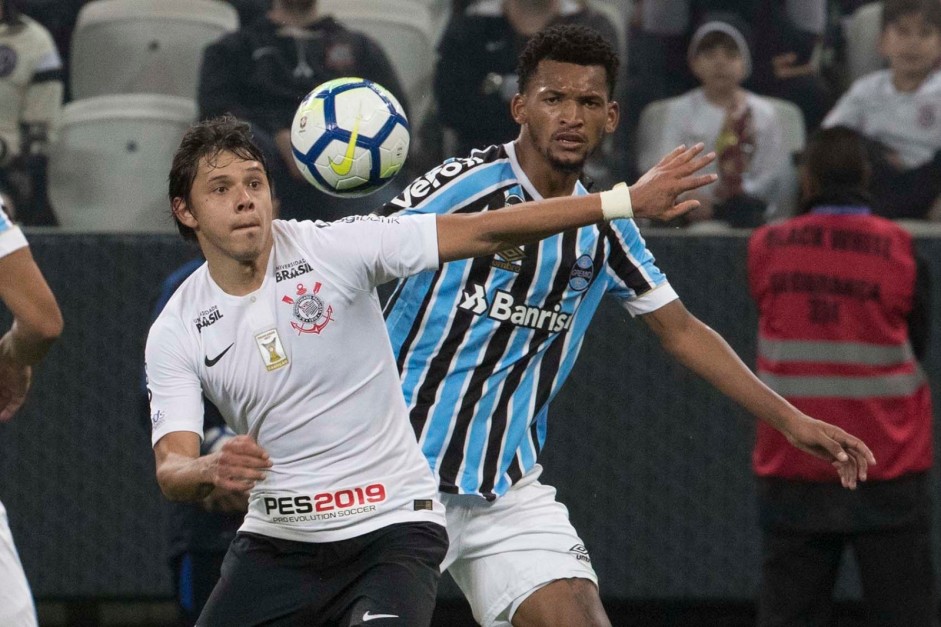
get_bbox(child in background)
[638,15,789,227]
[823,0,941,219]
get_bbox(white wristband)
[599,183,633,220]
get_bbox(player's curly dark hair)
[168,115,272,242]
[516,25,620,97]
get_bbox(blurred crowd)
[4,0,941,229]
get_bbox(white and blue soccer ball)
[290,77,410,197]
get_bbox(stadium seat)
[48,94,197,232]
[411,0,452,39]
[766,97,806,159]
[589,0,630,61]
[636,96,674,177]
[844,2,885,82]
[764,96,806,220]
[318,0,437,137]
[70,0,239,101]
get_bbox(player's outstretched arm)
[436,144,717,263]
[641,300,876,489]
[0,247,63,422]
[154,431,272,501]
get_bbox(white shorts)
[441,465,597,627]
[0,500,37,627]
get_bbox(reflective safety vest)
[748,209,932,481]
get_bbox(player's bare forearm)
[435,145,719,263]
[642,301,795,427]
[0,248,63,366]
[435,194,604,262]
[154,431,271,501]
[0,320,58,367]
[154,431,218,502]
[642,300,875,487]
[0,247,62,421]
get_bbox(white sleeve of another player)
[312,214,439,289]
[0,205,27,258]
[145,314,205,448]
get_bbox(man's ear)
[605,100,620,135]
[510,93,527,125]
[172,197,198,230]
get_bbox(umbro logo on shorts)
[204,343,234,367]
[362,610,399,622]
[569,544,591,563]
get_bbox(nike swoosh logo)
[362,611,400,622]
[204,343,234,367]
[329,112,361,176]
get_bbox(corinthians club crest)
[281,281,334,334]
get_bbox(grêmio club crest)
[281,281,334,334]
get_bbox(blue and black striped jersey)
[380,143,678,499]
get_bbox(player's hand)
[0,358,30,422]
[781,414,876,489]
[210,435,272,495]
[629,144,718,222]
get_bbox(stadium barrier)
[3,229,939,602]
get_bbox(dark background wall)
[1,230,938,604]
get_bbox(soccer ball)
[290,77,410,197]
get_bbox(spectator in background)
[0,200,63,626]
[0,0,62,226]
[749,0,832,131]
[223,0,269,27]
[638,16,789,228]
[823,0,941,220]
[627,0,829,174]
[13,0,84,101]
[748,126,935,627]
[198,0,409,222]
[434,0,619,159]
[144,259,247,627]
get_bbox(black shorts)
[196,521,448,627]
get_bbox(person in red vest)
[748,125,935,626]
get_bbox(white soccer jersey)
[146,216,446,543]
[823,69,941,169]
[0,204,26,258]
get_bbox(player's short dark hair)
[882,0,941,32]
[168,115,272,242]
[516,24,620,97]
[801,126,871,192]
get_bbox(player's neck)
[513,140,580,199]
[203,239,273,297]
